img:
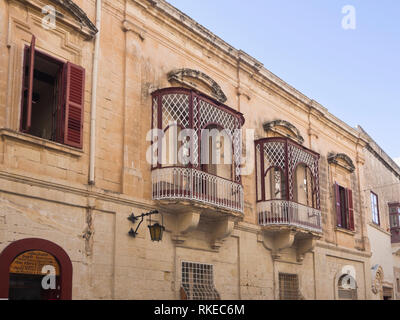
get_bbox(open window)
[20,36,85,149]
[265,167,287,200]
[294,164,317,208]
[334,183,354,231]
[201,124,232,181]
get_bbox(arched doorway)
[0,238,72,300]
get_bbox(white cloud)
[395,158,400,166]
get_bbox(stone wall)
[0,0,376,300]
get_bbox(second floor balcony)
[152,167,243,213]
[151,88,245,215]
[255,137,322,234]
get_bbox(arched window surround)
[0,238,73,300]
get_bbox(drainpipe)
[89,0,102,185]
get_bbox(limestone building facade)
[358,127,400,300]
[1,0,396,300]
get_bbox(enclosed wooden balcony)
[255,137,322,234]
[151,88,245,215]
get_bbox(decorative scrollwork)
[168,69,227,103]
[263,120,305,144]
[328,153,355,173]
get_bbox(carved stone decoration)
[82,207,95,256]
[296,238,316,262]
[43,0,98,37]
[263,120,305,144]
[167,69,227,103]
[327,152,356,173]
[261,230,296,260]
[172,211,201,245]
[210,218,235,250]
[371,265,384,296]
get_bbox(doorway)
[0,238,72,300]
[8,250,61,300]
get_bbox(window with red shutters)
[20,35,35,132]
[64,62,85,148]
[334,182,354,231]
[20,35,85,149]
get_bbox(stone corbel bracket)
[327,152,356,173]
[296,237,316,262]
[210,217,235,250]
[261,230,296,260]
[261,230,317,262]
[167,68,227,104]
[172,211,201,245]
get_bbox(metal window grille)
[338,275,358,300]
[279,273,300,300]
[338,288,358,300]
[181,262,220,300]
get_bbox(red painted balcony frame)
[151,88,245,213]
[255,137,322,233]
[151,88,245,181]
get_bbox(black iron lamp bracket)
[128,210,159,237]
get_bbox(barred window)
[279,273,300,300]
[181,262,220,300]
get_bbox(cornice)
[134,0,369,147]
[0,169,156,211]
[10,0,98,39]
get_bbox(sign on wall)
[9,250,60,276]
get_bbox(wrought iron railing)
[257,200,322,233]
[152,167,244,213]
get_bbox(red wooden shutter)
[21,35,36,132]
[347,188,355,231]
[64,62,85,148]
[335,183,342,227]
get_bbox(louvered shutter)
[347,188,355,231]
[335,183,342,227]
[21,35,36,132]
[64,62,85,148]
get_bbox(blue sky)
[168,0,400,164]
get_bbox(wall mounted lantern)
[128,210,165,241]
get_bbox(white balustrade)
[152,167,244,213]
[257,200,322,233]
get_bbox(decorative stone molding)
[13,0,98,38]
[261,230,296,260]
[211,218,235,250]
[172,211,200,245]
[296,238,316,262]
[167,68,227,103]
[327,152,356,173]
[260,227,320,262]
[371,265,384,296]
[263,120,305,144]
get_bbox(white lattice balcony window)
[255,137,322,233]
[151,88,245,214]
